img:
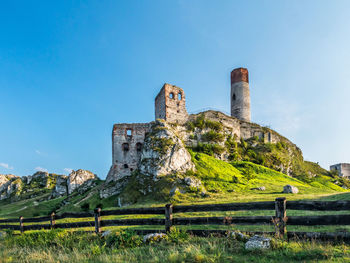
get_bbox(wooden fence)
[1,197,350,240]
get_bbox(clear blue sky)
[1,1,350,178]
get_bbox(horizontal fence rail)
[1,198,350,240]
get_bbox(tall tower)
[155,83,188,123]
[230,67,251,122]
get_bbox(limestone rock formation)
[67,169,98,194]
[51,175,68,198]
[139,120,195,179]
[283,185,299,194]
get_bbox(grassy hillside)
[0,152,346,219]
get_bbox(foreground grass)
[1,230,350,263]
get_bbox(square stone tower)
[155,83,188,123]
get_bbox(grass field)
[1,228,350,263]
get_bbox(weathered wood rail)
[1,197,350,240]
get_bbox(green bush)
[105,230,142,249]
[205,120,223,132]
[193,142,225,156]
[80,203,90,211]
[167,227,189,244]
[202,131,225,143]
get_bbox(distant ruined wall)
[330,163,350,177]
[155,83,188,123]
[107,123,151,182]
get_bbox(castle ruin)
[106,67,272,182]
[330,163,350,178]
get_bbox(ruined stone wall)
[231,68,251,122]
[330,163,350,177]
[107,123,151,182]
[155,83,188,123]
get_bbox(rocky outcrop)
[51,175,68,198]
[139,120,195,179]
[0,174,17,188]
[0,176,22,200]
[68,169,98,194]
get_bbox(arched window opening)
[169,92,174,99]
[123,164,129,168]
[232,94,236,101]
[136,142,143,152]
[122,143,129,152]
[178,93,182,100]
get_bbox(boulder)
[250,186,266,191]
[67,169,97,195]
[143,233,167,243]
[245,235,271,250]
[283,185,299,194]
[228,231,249,242]
[0,231,6,239]
[102,230,112,238]
[170,186,180,196]
[184,177,202,188]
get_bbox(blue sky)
[1,1,350,178]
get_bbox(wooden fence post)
[94,208,101,234]
[165,204,173,233]
[19,216,24,234]
[275,197,287,238]
[50,212,56,230]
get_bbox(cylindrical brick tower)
[230,67,251,122]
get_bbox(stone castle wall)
[107,123,151,182]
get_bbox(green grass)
[1,229,350,262]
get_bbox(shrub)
[205,120,223,132]
[202,131,225,143]
[80,203,90,211]
[105,230,142,249]
[186,121,195,131]
[167,227,189,244]
[231,175,239,184]
[193,143,225,156]
[243,166,256,181]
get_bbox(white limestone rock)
[245,235,271,250]
[0,176,22,201]
[51,175,68,198]
[67,169,98,195]
[143,233,167,243]
[283,185,299,194]
[251,186,266,191]
[184,177,202,188]
[139,120,194,179]
[0,231,6,239]
[228,231,249,241]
